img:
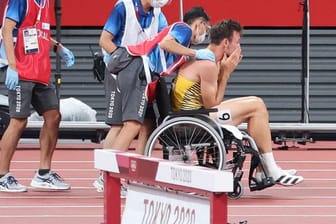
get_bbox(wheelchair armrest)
[169,108,218,116]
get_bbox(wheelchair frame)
[144,76,274,199]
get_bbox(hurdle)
[94,149,233,224]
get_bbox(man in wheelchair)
[170,19,304,190]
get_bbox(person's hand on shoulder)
[195,48,215,62]
[58,45,75,67]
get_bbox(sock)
[38,169,50,176]
[260,152,283,180]
[0,174,5,179]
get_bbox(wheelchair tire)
[144,116,226,170]
[228,182,243,200]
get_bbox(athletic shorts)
[105,57,149,125]
[8,81,59,118]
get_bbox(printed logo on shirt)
[42,22,50,30]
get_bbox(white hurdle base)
[94,149,233,224]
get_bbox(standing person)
[94,0,171,193]
[94,6,214,193]
[104,6,213,155]
[0,0,75,192]
[171,19,304,186]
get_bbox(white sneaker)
[0,173,27,192]
[93,175,127,198]
[275,169,304,186]
[93,175,104,192]
[31,171,70,190]
[282,168,297,175]
[255,168,297,182]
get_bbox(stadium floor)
[0,140,335,224]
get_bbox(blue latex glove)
[0,43,8,68]
[5,67,19,90]
[59,46,75,67]
[103,54,111,65]
[195,49,215,62]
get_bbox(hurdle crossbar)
[94,149,233,224]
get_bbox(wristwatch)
[53,42,60,53]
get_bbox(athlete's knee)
[251,96,269,117]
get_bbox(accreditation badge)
[23,27,39,54]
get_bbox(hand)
[195,49,215,62]
[103,54,111,65]
[220,47,242,74]
[5,67,19,90]
[58,46,75,67]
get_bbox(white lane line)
[0,215,103,218]
[242,161,336,164]
[241,195,336,199]
[280,161,336,164]
[19,177,98,180]
[0,196,103,199]
[0,205,103,208]
[11,168,336,173]
[11,160,336,164]
[242,186,336,190]
[12,161,93,163]
[229,205,336,208]
[229,214,336,217]
[241,177,336,181]
[9,169,96,171]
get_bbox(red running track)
[0,142,335,224]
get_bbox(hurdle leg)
[210,193,228,224]
[104,172,121,224]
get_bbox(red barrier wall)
[2,0,335,27]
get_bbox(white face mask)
[193,32,206,45]
[150,0,169,8]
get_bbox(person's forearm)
[99,31,117,54]
[2,20,16,69]
[159,38,195,57]
[215,71,230,103]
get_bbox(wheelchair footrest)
[249,177,275,191]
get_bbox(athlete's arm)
[199,61,225,108]
[201,47,242,108]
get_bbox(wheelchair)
[144,77,275,199]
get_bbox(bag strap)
[141,55,152,84]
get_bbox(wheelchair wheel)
[228,182,243,199]
[144,116,226,170]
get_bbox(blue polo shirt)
[103,0,168,46]
[148,23,192,74]
[5,0,45,26]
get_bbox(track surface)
[0,141,335,224]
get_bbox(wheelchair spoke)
[144,117,226,170]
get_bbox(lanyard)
[36,0,45,22]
